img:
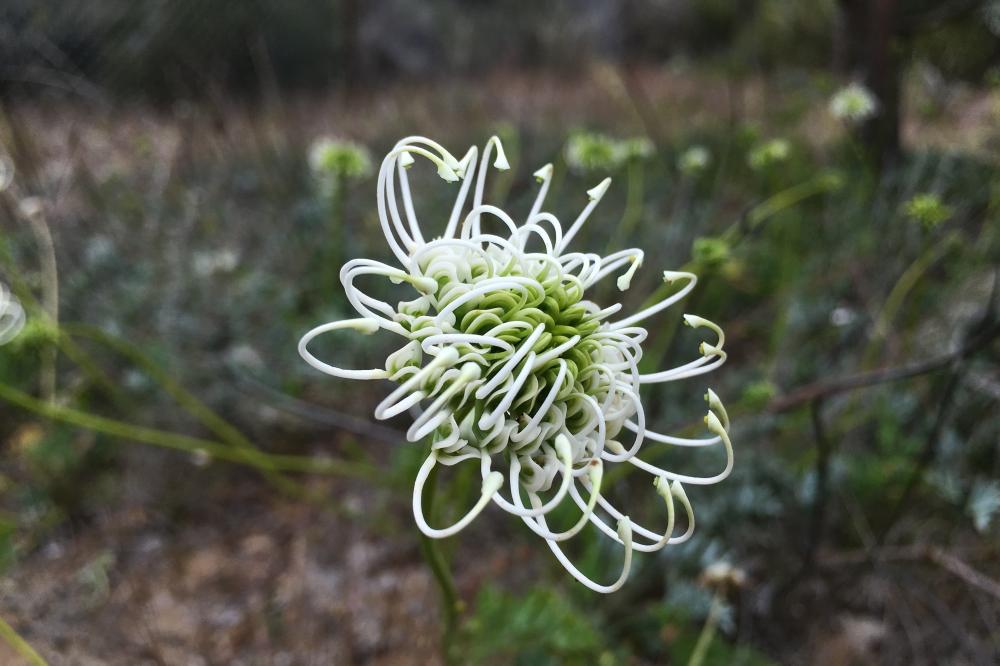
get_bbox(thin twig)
[822,544,1000,601]
[22,203,58,404]
[803,398,831,570]
[229,366,406,445]
[0,380,383,482]
[878,365,963,542]
[0,615,48,666]
[768,315,999,413]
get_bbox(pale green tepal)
[299,136,733,593]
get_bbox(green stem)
[609,159,644,252]
[324,175,346,296]
[56,324,313,497]
[860,232,957,370]
[62,324,256,451]
[24,210,58,405]
[417,461,462,665]
[0,615,48,666]
[687,592,724,666]
[0,380,382,482]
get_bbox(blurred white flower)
[0,281,27,345]
[968,480,1000,533]
[85,235,116,265]
[748,139,790,170]
[829,83,879,124]
[700,561,747,589]
[830,306,856,327]
[226,343,264,370]
[678,146,711,176]
[564,132,654,173]
[309,138,373,180]
[299,136,733,593]
[0,155,14,191]
[192,249,239,278]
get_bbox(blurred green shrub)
[461,586,610,665]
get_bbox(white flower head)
[829,83,879,124]
[748,139,791,171]
[678,146,711,176]
[309,137,373,180]
[0,281,27,346]
[299,135,734,593]
[192,248,239,278]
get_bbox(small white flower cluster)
[192,249,240,278]
[564,133,654,173]
[829,83,878,124]
[678,146,711,176]
[309,137,374,180]
[299,136,733,592]
[0,281,26,345]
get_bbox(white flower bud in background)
[748,139,791,171]
[700,561,747,591]
[308,137,373,180]
[192,248,239,278]
[678,145,711,176]
[564,132,654,173]
[829,83,879,124]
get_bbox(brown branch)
[803,399,831,571]
[821,545,1000,602]
[878,365,963,542]
[767,316,999,414]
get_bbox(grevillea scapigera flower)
[299,136,733,592]
[0,281,26,346]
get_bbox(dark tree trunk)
[341,0,362,89]
[835,0,903,167]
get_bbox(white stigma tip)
[587,177,612,201]
[437,347,461,365]
[492,138,510,170]
[410,275,439,293]
[399,152,415,168]
[456,150,475,178]
[352,319,380,334]
[483,471,504,494]
[617,516,633,541]
[533,163,553,182]
[663,271,687,283]
[704,411,725,433]
[653,476,669,497]
[437,163,459,182]
[555,434,572,460]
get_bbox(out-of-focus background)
[0,1,998,664]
